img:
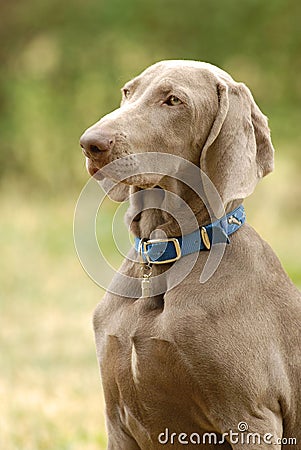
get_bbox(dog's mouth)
[85,157,105,180]
[85,153,164,190]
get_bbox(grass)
[0,155,300,449]
[0,187,111,450]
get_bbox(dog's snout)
[80,131,115,156]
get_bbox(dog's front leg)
[228,443,281,450]
[106,420,141,450]
[224,417,283,450]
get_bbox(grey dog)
[80,60,301,449]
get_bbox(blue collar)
[134,205,246,264]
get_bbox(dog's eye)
[123,88,130,99]
[164,95,182,106]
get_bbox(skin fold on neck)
[125,177,242,239]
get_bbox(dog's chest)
[94,294,212,432]
[95,294,172,380]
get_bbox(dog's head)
[80,60,274,207]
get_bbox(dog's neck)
[125,180,242,239]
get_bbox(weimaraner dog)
[80,61,301,449]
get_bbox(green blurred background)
[1,0,300,448]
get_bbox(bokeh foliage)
[1,0,301,189]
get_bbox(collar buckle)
[143,238,181,264]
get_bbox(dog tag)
[141,276,151,298]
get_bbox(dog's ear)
[99,178,130,202]
[200,79,274,207]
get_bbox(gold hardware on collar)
[143,238,181,265]
[137,239,145,265]
[140,262,152,298]
[228,216,242,226]
[141,274,151,298]
[201,227,211,250]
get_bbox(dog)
[80,60,301,449]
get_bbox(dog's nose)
[80,131,115,156]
